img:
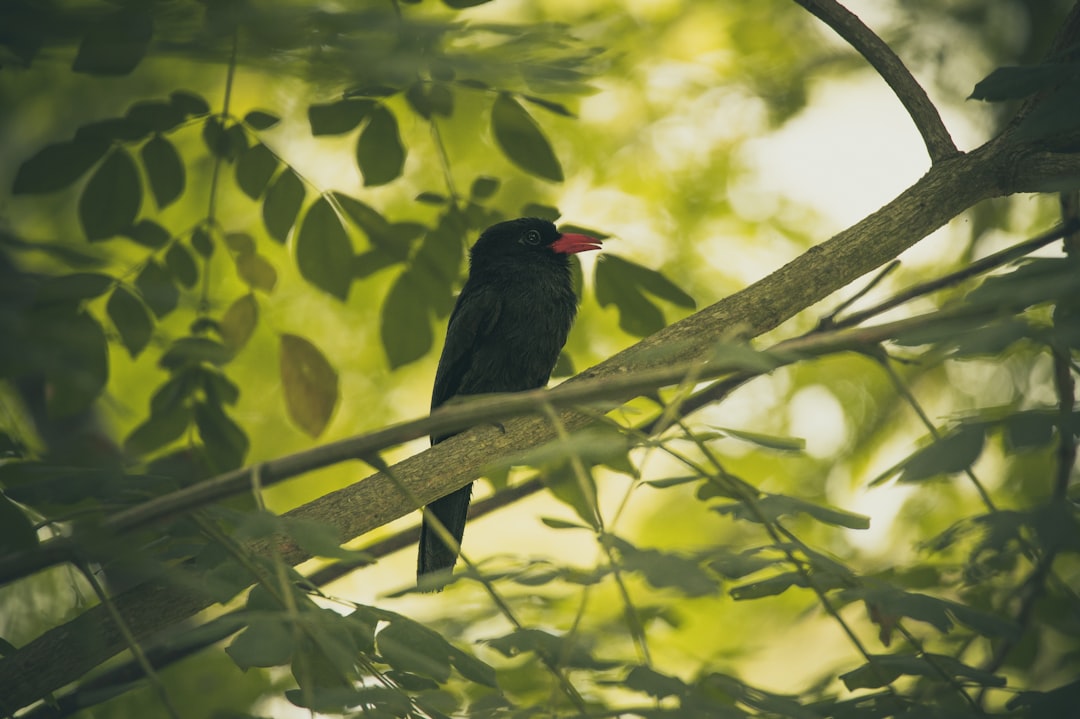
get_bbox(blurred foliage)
[1,0,1079,718]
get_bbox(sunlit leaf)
[219,294,258,352]
[263,168,305,243]
[491,94,563,181]
[280,334,339,437]
[78,148,141,241]
[107,286,153,358]
[296,196,354,300]
[714,426,806,452]
[140,135,185,208]
[356,104,405,186]
[236,253,277,293]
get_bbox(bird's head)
[470,218,602,269]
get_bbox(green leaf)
[171,90,210,117]
[623,666,687,699]
[729,571,806,600]
[34,273,113,304]
[605,535,719,597]
[377,619,453,682]
[356,104,406,186]
[262,168,305,243]
[135,261,179,319]
[225,232,256,256]
[140,135,185,209]
[227,618,295,669]
[380,269,433,369]
[195,401,248,471]
[470,176,500,199]
[714,426,806,452]
[0,493,38,553]
[72,8,152,76]
[485,628,617,669]
[78,148,142,241]
[596,254,696,336]
[107,286,153,358]
[165,243,198,288]
[893,424,986,485]
[522,94,575,117]
[840,653,1005,691]
[159,337,233,370]
[12,137,109,195]
[236,253,277,293]
[125,100,186,135]
[235,143,279,200]
[308,99,374,136]
[296,196,354,300]
[442,0,494,8]
[448,647,497,688]
[280,334,339,438]
[22,307,110,417]
[219,294,258,352]
[191,227,214,257]
[491,93,563,182]
[124,401,190,455]
[244,110,281,130]
[714,494,870,530]
[125,219,171,248]
[970,63,1080,102]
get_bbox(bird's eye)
[523,229,542,245]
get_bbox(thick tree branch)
[793,0,958,162]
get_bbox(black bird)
[418,217,601,582]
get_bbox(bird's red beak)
[551,232,602,255]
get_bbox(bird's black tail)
[417,482,473,586]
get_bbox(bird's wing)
[430,284,502,412]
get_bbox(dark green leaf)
[201,369,240,407]
[140,135,185,209]
[244,110,281,130]
[124,219,172,248]
[381,269,433,369]
[107,286,153,358]
[333,193,394,243]
[125,100,186,134]
[595,254,696,336]
[195,401,248,471]
[896,424,986,484]
[202,116,230,158]
[135,261,179,319]
[714,494,870,530]
[191,227,214,257]
[19,307,109,417]
[378,619,453,682]
[442,0,494,8]
[160,337,233,370]
[485,628,617,669]
[12,137,109,195]
[225,232,256,256]
[34,273,112,304]
[729,572,806,600]
[416,191,448,205]
[521,95,575,117]
[0,493,38,553]
[280,334,339,438]
[448,648,497,688]
[262,168,305,243]
[124,401,190,455]
[165,243,198,288]
[840,653,1005,691]
[235,143,279,200]
[219,294,258,352]
[491,94,563,182]
[296,196,354,300]
[78,148,142,241]
[470,176,500,199]
[970,63,1080,102]
[72,8,152,76]
[356,104,406,186]
[605,535,719,597]
[227,618,295,669]
[280,517,372,565]
[624,666,687,699]
[171,90,210,117]
[308,99,374,136]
